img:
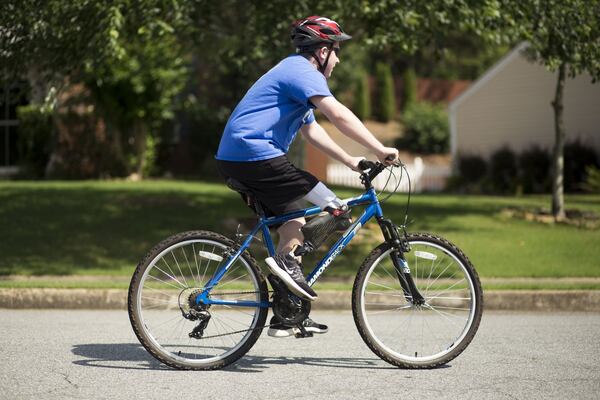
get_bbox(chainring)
[267,274,311,325]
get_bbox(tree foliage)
[500,0,600,218]
[353,71,371,121]
[396,102,449,154]
[373,62,396,122]
[401,67,417,110]
[1,0,197,177]
[344,0,513,54]
[503,0,600,81]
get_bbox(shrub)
[582,166,600,193]
[353,71,371,120]
[458,154,487,184]
[489,146,518,194]
[401,67,417,111]
[518,145,551,193]
[446,154,488,193]
[564,139,599,192]
[396,102,449,154]
[373,62,396,122]
[16,105,54,178]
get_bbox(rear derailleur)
[179,288,212,339]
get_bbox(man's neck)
[300,53,319,71]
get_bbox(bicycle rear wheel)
[128,230,268,370]
[352,233,483,368]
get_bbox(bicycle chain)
[195,290,274,339]
[198,323,274,339]
[209,290,273,296]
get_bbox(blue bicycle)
[128,160,483,370]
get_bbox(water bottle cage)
[297,207,352,255]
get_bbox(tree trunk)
[551,63,567,221]
[26,66,48,105]
[132,119,147,178]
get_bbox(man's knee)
[303,182,344,210]
[277,217,306,235]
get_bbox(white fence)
[326,157,451,193]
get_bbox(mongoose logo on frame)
[308,244,344,286]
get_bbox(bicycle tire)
[352,232,483,368]
[128,230,268,370]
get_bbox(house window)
[0,83,27,167]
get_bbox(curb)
[1,289,600,311]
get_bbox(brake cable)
[372,162,413,229]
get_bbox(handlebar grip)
[358,159,378,171]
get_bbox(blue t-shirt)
[215,55,332,162]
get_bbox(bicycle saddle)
[225,178,266,217]
[225,178,254,196]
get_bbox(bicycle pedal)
[294,324,313,338]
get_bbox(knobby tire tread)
[351,232,483,369]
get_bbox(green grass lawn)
[0,180,598,282]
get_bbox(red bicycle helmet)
[291,16,352,50]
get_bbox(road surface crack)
[59,372,79,389]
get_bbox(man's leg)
[276,217,305,255]
[268,181,346,300]
[269,216,328,337]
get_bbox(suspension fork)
[376,217,425,305]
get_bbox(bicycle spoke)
[221,304,257,318]
[426,278,467,302]
[133,236,267,368]
[424,260,453,292]
[217,272,248,288]
[181,246,196,286]
[192,242,201,284]
[160,258,186,288]
[147,273,184,290]
[170,250,189,288]
[365,290,411,298]
[358,237,481,367]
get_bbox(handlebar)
[357,159,378,171]
[357,159,391,189]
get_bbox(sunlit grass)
[1,180,599,283]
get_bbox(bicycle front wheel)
[128,230,268,370]
[352,233,483,368]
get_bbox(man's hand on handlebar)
[376,147,399,166]
[345,156,367,172]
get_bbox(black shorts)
[217,155,319,216]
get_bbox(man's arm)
[300,121,364,171]
[310,95,398,164]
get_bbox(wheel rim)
[360,241,478,364]
[135,239,263,365]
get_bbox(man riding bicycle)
[216,16,398,337]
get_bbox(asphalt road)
[1,310,599,400]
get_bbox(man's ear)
[318,46,328,60]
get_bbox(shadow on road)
[73,343,450,372]
[227,354,401,373]
[72,343,169,371]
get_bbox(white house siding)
[450,45,600,159]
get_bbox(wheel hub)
[178,288,209,321]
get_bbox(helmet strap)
[314,43,334,76]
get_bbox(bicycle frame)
[195,187,384,309]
